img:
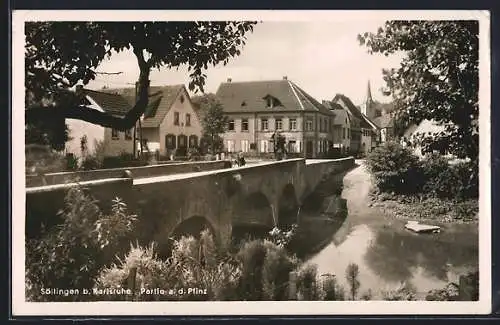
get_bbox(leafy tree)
[345,262,360,300]
[271,131,287,160]
[193,94,228,154]
[358,21,479,160]
[25,21,257,132]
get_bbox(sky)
[86,20,404,106]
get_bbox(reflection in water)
[307,222,478,299]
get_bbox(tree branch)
[95,71,124,75]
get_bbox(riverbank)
[369,192,479,225]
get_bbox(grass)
[369,190,478,224]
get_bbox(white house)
[401,119,448,157]
[104,84,203,158]
[65,86,135,160]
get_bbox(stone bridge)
[26,158,354,256]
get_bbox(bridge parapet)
[26,160,231,187]
[25,157,355,255]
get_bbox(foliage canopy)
[358,21,479,159]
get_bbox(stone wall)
[26,160,231,187]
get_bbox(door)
[306,140,313,158]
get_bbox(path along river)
[305,160,479,299]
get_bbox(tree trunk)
[139,119,143,157]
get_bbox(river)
[305,160,479,300]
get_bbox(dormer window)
[263,95,281,108]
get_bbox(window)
[111,129,119,140]
[227,140,235,152]
[288,140,297,153]
[261,118,269,131]
[228,119,235,131]
[241,119,249,132]
[180,95,185,103]
[265,95,281,108]
[178,135,187,147]
[189,135,198,148]
[275,118,283,131]
[343,128,346,139]
[174,112,180,126]
[241,140,250,153]
[125,129,132,140]
[186,113,191,126]
[166,134,176,149]
[260,139,269,152]
[347,128,350,139]
[289,118,297,131]
[306,119,313,131]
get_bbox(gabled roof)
[332,109,349,125]
[81,88,133,116]
[102,85,185,128]
[215,79,333,116]
[332,94,372,128]
[374,114,394,129]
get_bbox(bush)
[425,283,460,301]
[64,153,79,171]
[95,242,173,301]
[102,152,149,169]
[25,144,66,174]
[26,188,137,301]
[420,154,478,200]
[345,262,361,300]
[320,274,346,301]
[366,141,424,194]
[452,159,479,199]
[260,241,298,300]
[296,264,321,300]
[381,282,417,301]
[81,155,101,170]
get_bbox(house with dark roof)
[65,84,202,160]
[328,94,378,155]
[322,101,351,153]
[215,77,336,158]
[103,84,203,158]
[64,86,135,159]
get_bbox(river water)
[305,162,479,300]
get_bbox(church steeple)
[366,80,373,105]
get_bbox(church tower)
[361,80,374,118]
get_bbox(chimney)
[283,76,288,80]
[227,78,232,83]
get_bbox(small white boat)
[404,220,441,233]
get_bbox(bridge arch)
[161,215,216,258]
[278,183,300,229]
[232,191,274,244]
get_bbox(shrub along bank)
[365,142,478,223]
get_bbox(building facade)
[216,77,336,158]
[104,85,203,158]
[65,87,135,160]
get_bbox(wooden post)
[288,271,298,300]
[127,266,137,300]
